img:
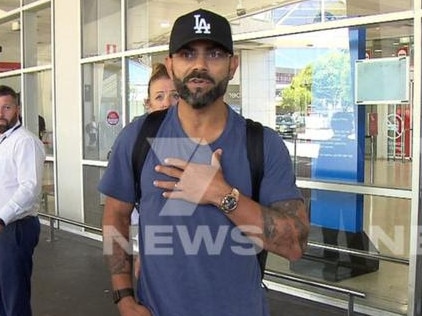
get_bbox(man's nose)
[191,54,208,71]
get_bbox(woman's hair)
[147,63,171,97]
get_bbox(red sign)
[397,47,408,57]
[0,62,21,72]
[106,110,120,125]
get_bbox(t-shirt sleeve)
[260,127,302,205]
[97,120,142,203]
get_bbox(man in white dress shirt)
[0,85,45,316]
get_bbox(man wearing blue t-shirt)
[99,8,309,316]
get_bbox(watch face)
[221,195,238,213]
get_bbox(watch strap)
[112,288,134,304]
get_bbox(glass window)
[23,5,51,67]
[83,165,105,229]
[0,16,21,72]
[126,52,172,120]
[81,0,122,58]
[126,55,150,121]
[23,70,53,156]
[261,21,413,190]
[231,0,411,37]
[267,191,409,315]
[23,0,39,4]
[41,161,55,215]
[126,0,148,50]
[82,59,123,160]
[0,1,19,13]
[0,75,20,91]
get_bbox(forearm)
[227,194,309,261]
[260,199,309,260]
[102,197,134,290]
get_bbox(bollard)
[46,217,58,242]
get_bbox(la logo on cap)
[193,14,211,34]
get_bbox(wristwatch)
[112,288,134,304]
[218,188,240,214]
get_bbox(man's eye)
[208,50,223,59]
[179,51,195,59]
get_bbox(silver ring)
[174,182,178,189]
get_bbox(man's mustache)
[183,71,215,84]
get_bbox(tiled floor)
[32,224,363,316]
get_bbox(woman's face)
[145,77,179,113]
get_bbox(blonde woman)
[144,62,179,113]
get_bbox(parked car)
[276,115,297,138]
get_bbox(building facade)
[0,0,420,315]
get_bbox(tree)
[311,50,352,111]
[278,50,352,114]
[279,65,312,114]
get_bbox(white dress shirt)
[0,122,46,225]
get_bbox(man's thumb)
[211,149,223,168]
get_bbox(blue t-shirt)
[98,105,302,316]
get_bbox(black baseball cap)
[169,9,233,56]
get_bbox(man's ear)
[164,56,173,79]
[229,55,239,80]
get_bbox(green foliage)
[278,50,352,113]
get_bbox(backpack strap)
[246,119,266,281]
[132,109,169,210]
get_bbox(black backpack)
[131,108,267,280]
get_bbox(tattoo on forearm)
[262,200,308,252]
[107,242,133,275]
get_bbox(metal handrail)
[265,270,366,316]
[38,212,101,242]
[308,241,409,265]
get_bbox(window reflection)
[231,0,410,37]
[270,22,413,190]
[82,59,123,161]
[0,0,19,13]
[23,71,53,156]
[41,161,55,215]
[267,190,409,314]
[0,17,21,72]
[126,55,151,121]
[23,5,51,67]
[83,165,105,229]
[81,0,121,57]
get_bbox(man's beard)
[173,70,229,109]
[0,115,18,134]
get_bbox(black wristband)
[0,219,5,227]
[112,288,134,304]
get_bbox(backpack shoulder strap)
[132,109,168,210]
[246,119,264,202]
[245,119,267,281]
